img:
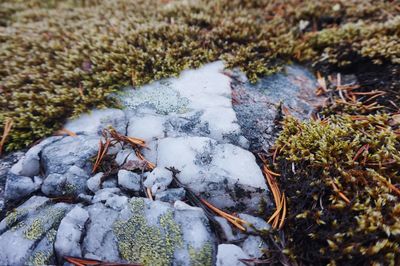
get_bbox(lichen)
[0,0,398,151]
[189,242,213,266]
[27,251,52,266]
[113,198,183,265]
[24,219,44,240]
[5,208,27,228]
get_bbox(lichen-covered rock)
[64,108,127,136]
[0,197,72,265]
[151,136,269,213]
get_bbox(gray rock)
[64,108,127,136]
[241,236,267,259]
[87,172,103,193]
[55,206,89,260]
[92,188,123,204]
[117,170,141,192]
[102,178,118,189]
[4,173,41,202]
[155,188,186,203]
[10,137,62,177]
[41,135,99,175]
[41,166,89,197]
[115,148,139,166]
[231,64,325,153]
[216,244,249,266]
[143,167,172,194]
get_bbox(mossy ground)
[0,0,399,150]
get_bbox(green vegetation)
[274,113,400,264]
[0,0,399,150]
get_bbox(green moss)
[189,242,213,266]
[113,198,183,266]
[274,114,400,265]
[0,0,398,150]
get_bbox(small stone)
[155,188,186,203]
[92,188,122,204]
[117,170,141,192]
[55,206,89,259]
[115,149,139,166]
[87,172,103,193]
[143,167,173,195]
[41,166,88,197]
[105,195,128,211]
[216,244,249,266]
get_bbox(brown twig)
[0,118,13,155]
[92,138,111,173]
[64,256,142,266]
[331,182,351,205]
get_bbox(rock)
[155,188,186,203]
[143,167,172,195]
[92,188,123,204]
[4,173,41,202]
[216,244,249,266]
[55,206,89,260]
[121,61,245,146]
[214,216,241,242]
[231,64,325,152]
[41,166,89,197]
[41,135,99,175]
[154,136,269,213]
[64,108,127,136]
[0,197,72,265]
[241,236,267,259]
[87,172,103,193]
[117,170,141,192]
[10,137,62,177]
[115,148,139,166]
[237,213,271,233]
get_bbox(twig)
[0,118,13,155]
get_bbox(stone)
[64,108,127,136]
[241,236,267,259]
[87,172,103,193]
[155,188,186,203]
[41,166,89,197]
[143,167,172,195]
[92,188,123,204]
[41,135,99,175]
[216,244,249,266]
[153,136,269,213]
[55,206,89,260]
[4,173,41,202]
[10,137,62,177]
[117,170,141,192]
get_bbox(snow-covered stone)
[152,136,269,212]
[241,236,267,259]
[216,244,249,266]
[55,206,89,260]
[238,213,271,233]
[64,108,127,136]
[117,170,141,192]
[143,167,173,195]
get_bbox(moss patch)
[113,198,183,265]
[0,0,399,150]
[189,242,213,266]
[274,114,400,265]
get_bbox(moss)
[189,242,213,266]
[113,198,183,266]
[0,0,398,151]
[274,114,400,265]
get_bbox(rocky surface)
[0,61,322,265]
